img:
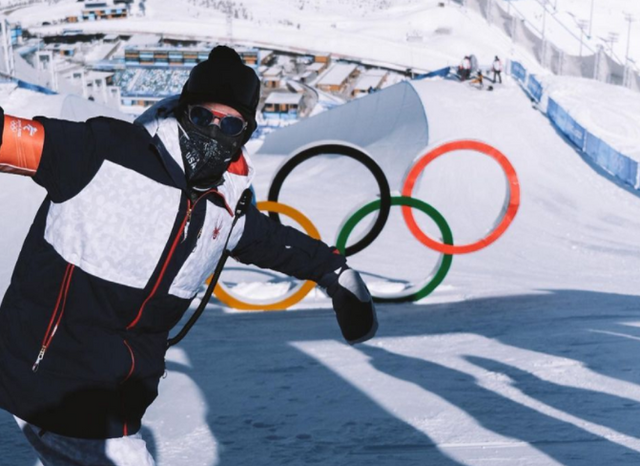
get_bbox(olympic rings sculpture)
[402,140,520,254]
[216,140,520,310]
[214,201,319,311]
[268,142,392,256]
[335,196,453,303]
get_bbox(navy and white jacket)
[0,98,345,439]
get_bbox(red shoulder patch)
[227,153,249,176]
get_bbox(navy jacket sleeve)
[32,117,106,203]
[232,203,346,283]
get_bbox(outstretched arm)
[232,203,378,344]
[0,108,45,176]
[0,106,112,203]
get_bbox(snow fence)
[509,60,639,191]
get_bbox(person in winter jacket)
[492,56,503,84]
[458,55,472,81]
[469,54,478,76]
[0,45,377,465]
[470,70,484,88]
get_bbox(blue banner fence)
[510,60,639,190]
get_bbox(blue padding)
[511,61,527,82]
[527,75,543,102]
[585,133,637,187]
[414,67,452,80]
[547,98,585,150]
[16,80,57,95]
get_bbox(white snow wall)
[510,60,640,191]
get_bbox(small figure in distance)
[492,55,503,84]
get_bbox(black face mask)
[178,115,243,191]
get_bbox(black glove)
[320,266,378,344]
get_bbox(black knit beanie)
[180,46,261,143]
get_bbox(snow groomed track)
[4,76,640,465]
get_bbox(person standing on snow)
[469,54,478,76]
[459,55,471,81]
[470,70,484,89]
[0,45,377,465]
[492,56,503,84]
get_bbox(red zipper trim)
[212,190,233,216]
[121,339,136,383]
[32,264,75,372]
[126,189,232,330]
[120,339,136,437]
[41,265,72,345]
[126,199,193,330]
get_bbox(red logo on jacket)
[212,224,222,240]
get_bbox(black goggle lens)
[188,106,246,137]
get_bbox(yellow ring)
[213,201,319,311]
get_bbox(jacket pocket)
[32,264,75,373]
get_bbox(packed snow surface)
[2,75,640,465]
[538,75,640,161]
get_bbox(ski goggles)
[188,105,247,137]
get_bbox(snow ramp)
[257,81,429,192]
[250,77,640,300]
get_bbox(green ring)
[335,196,453,303]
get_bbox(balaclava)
[178,46,260,191]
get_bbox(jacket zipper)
[32,264,75,372]
[121,339,136,383]
[126,199,193,330]
[120,339,136,437]
[126,190,232,330]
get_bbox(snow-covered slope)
[9,0,525,72]
[497,0,640,66]
[4,74,640,465]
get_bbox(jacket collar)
[134,95,255,192]
[135,96,188,190]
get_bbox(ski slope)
[496,0,640,66]
[1,0,640,463]
[2,71,640,465]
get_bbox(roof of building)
[265,92,303,105]
[307,62,325,72]
[317,63,357,87]
[85,70,116,82]
[126,34,160,47]
[263,66,283,78]
[354,73,387,91]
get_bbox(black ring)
[267,143,391,256]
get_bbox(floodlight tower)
[541,0,550,67]
[588,0,595,38]
[225,0,234,45]
[0,17,14,76]
[606,31,619,55]
[577,19,589,57]
[624,13,635,86]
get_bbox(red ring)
[401,140,520,254]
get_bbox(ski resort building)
[262,91,304,120]
[122,46,259,68]
[352,71,387,97]
[82,6,129,21]
[316,63,358,93]
[262,66,283,89]
[313,53,331,64]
